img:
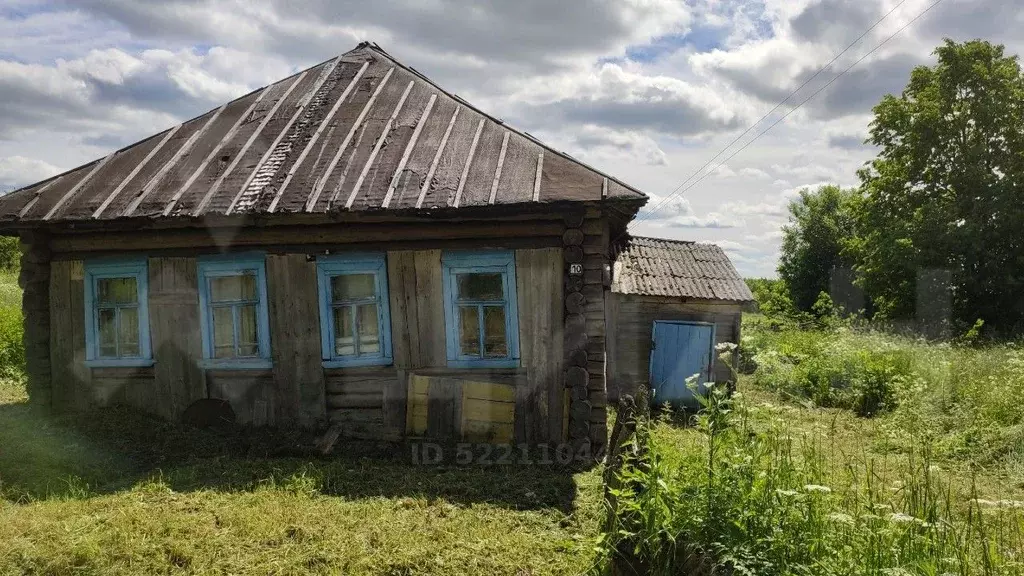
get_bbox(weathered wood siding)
[41,234,580,444]
[267,254,326,427]
[325,367,396,439]
[515,247,562,444]
[606,293,743,401]
[49,260,90,410]
[149,257,204,419]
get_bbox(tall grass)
[745,318,1024,467]
[599,382,1024,575]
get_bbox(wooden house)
[607,236,754,404]
[0,42,751,452]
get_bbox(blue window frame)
[442,250,520,368]
[197,254,271,369]
[316,253,393,368]
[84,257,152,367]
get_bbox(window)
[197,254,271,368]
[442,250,520,368]
[316,254,392,367]
[84,258,151,367]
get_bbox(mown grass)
[0,269,603,574]
[0,383,605,575]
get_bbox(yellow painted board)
[461,380,515,403]
[462,398,515,424]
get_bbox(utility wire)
[630,0,942,229]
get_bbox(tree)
[857,40,1024,334]
[777,184,858,314]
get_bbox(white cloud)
[0,156,59,188]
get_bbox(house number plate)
[569,263,583,275]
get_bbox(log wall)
[40,231,580,445]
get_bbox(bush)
[751,328,913,416]
[0,305,24,379]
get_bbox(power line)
[631,0,942,230]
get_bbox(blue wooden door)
[649,321,715,405]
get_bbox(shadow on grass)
[0,401,579,513]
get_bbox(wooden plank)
[515,247,563,443]
[51,220,567,253]
[305,67,395,212]
[532,151,544,202]
[413,250,446,366]
[382,94,437,208]
[269,61,370,212]
[149,257,205,420]
[48,261,84,410]
[93,125,182,218]
[488,132,511,204]
[452,119,485,208]
[462,398,515,424]
[266,254,326,426]
[345,80,416,209]
[406,374,429,435]
[462,380,515,403]
[387,250,445,369]
[415,107,460,208]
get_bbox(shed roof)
[0,43,645,227]
[612,236,754,303]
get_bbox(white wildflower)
[889,512,918,524]
[776,489,800,498]
[715,342,738,352]
[828,512,854,525]
[804,484,832,494]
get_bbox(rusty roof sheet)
[612,236,754,302]
[0,43,646,226]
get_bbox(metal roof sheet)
[0,43,646,226]
[612,236,755,303]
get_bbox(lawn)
[0,377,604,575]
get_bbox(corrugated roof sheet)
[612,236,755,302]
[0,42,645,226]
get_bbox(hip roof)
[0,43,646,227]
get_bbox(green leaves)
[857,40,1024,335]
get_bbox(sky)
[0,0,1020,277]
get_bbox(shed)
[607,236,755,404]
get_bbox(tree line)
[773,40,1024,338]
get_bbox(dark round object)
[181,398,237,429]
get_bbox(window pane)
[237,304,259,357]
[97,277,137,305]
[357,304,380,354]
[333,306,355,356]
[212,307,235,358]
[119,307,140,357]
[97,308,117,357]
[456,273,503,301]
[458,305,481,356]
[210,273,256,302]
[483,306,507,357]
[331,274,375,302]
